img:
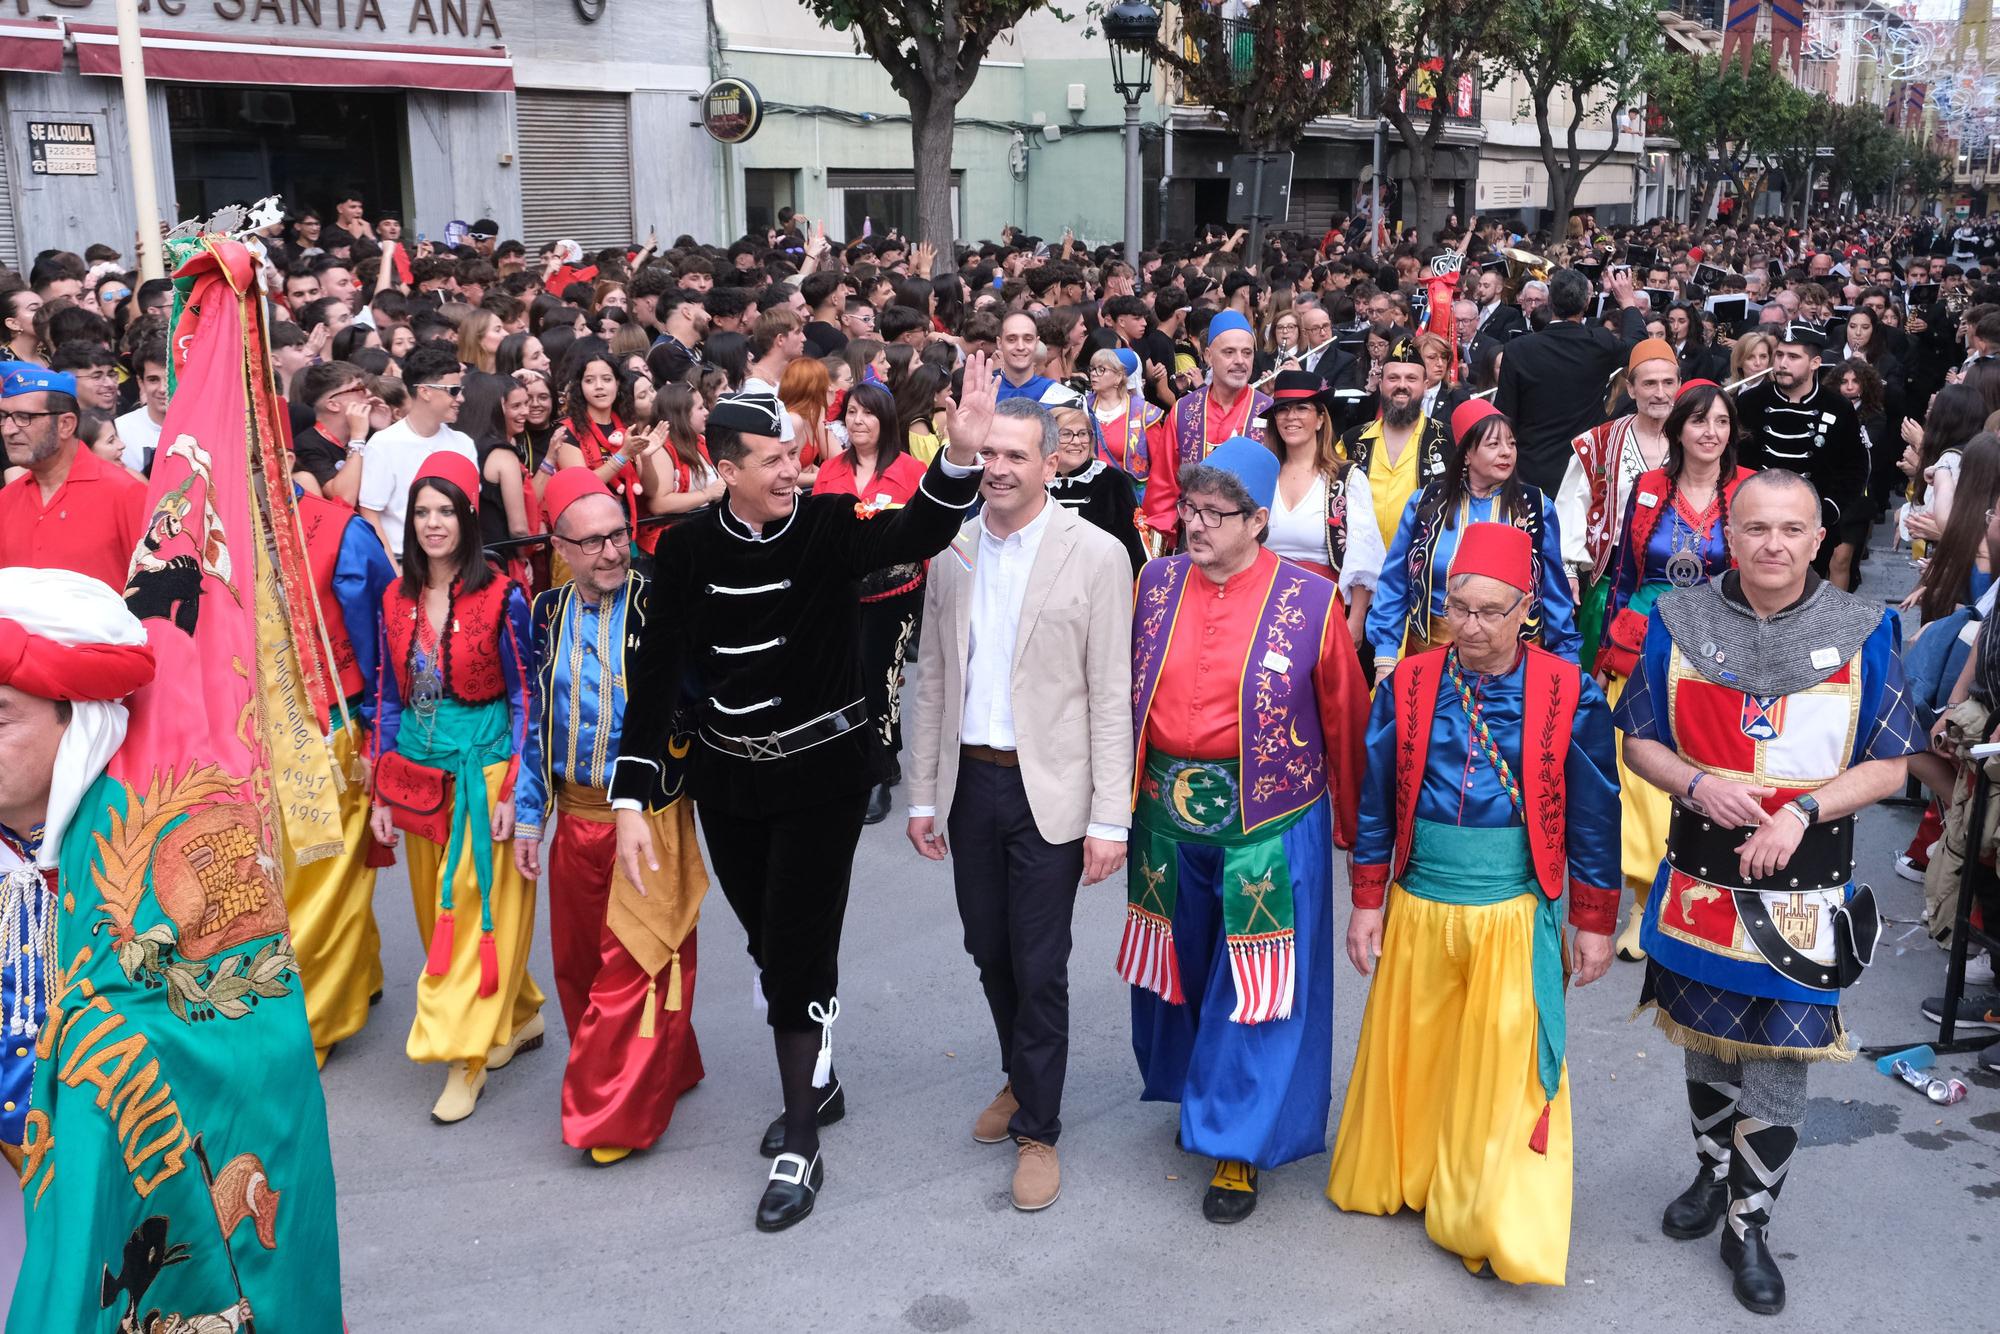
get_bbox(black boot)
[759,1074,846,1158]
[862,782,893,826]
[1720,1115,1797,1315]
[1201,1159,1258,1223]
[1663,1078,1737,1239]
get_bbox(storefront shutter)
[515,90,633,251]
[0,105,19,273]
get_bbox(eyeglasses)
[1057,428,1094,443]
[0,409,57,429]
[1443,591,1527,627]
[417,382,465,398]
[1176,499,1249,529]
[553,525,631,556]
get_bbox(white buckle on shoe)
[769,1151,817,1188]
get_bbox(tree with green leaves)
[1150,0,1362,252]
[1904,144,1955,210]
[799,0,1057,251]
[1359,0,1508,247]
[1489,0,1668,233]
[1820,103,1907,208]
[1644,47,1804,219]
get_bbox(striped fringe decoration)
[1225,932,1296,1025]
[1116,906,1184,1004]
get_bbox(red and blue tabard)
[1650,643,1862,992]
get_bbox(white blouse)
[1268,468,1386,598]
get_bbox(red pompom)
[425,910,455,977]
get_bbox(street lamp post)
[1104,1,1160,268]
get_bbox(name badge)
[1262,650,1292,674]
[1810,646,1840,669]
[1636,492,1659,508]
[1820,413,1837,427]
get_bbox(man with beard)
[1556,339,1679,667]
[0,365,146,589]
[1733,324,1867,583]
[1142,310,1272,545]
[644,287,711,388]
[1341,342,1449,579]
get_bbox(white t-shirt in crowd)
[357,417,477,558]
[115,406,163,472]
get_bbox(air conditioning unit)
[239,91,295,127]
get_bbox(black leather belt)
[702,702,870,761]
[1666,802,1854,895]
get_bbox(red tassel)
[478,932,499,997]
[425,910,455,977]
[1528,1101,1551,1156]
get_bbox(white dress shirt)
[911,497,1125,842]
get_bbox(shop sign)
[27,120,97,176]
[700,77,762,145]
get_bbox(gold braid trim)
[1632,1001,1855,1064]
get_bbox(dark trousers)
[860,582,924,759]
[946,756,1085,1144]
[699,791,867,1033]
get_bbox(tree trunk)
[910,87,960,254]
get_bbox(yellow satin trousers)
[1328,885,1573,1286]
[282,723,383,1059]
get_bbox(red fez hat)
[542,467,616,529]
[413,451,481,512]
[1688,246,1705,262]
[1448,522,1534,594]
[1450,397,1502,443]
[0,618,155,702]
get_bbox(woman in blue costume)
[1366,399,1577,682]
[1597,380,1755,961]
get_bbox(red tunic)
[813,449,926,508]
[0,446,146,591]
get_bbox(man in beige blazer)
[906,396,1135,1213]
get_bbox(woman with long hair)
[1262,370,1384,650]
[1902,383,1990,553]
[814,382,929,824]
[496,331,550,379]
[1047,403,1146,573]
[1914,433,2000,623]
[1037,307,1088,386]
[513,367,557,470]
[458,309,504,374]
[459,372,537,547]
[778,355,840,484]
[1837,356,1889,532]
[367,453,542,1122]
[881,341,916,393]
[704,331,751,391]
[842,337,889,388]
[545,350,672,556]
[894,362,951,464]
[1365,401,1577,681]
[651,380,725,516]
[1596,382,1756,959]
[1083,347,1169,528]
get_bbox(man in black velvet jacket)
[613,358,996,1232]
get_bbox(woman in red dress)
[813,382,929,824]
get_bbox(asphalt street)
[317,536,1998,1333]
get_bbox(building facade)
[0,0,718,269]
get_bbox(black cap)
[469,218,500,237]
[708,389,786,438]
[1778,321,1828,350]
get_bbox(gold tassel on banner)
[664,950,684,1012]
[640,978,657,1040]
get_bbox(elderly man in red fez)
[1330,522,1621,1286]
[513,468,708,1166]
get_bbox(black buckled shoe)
[1720,1225,1787,1315]
[755,1151,824,1233]
[1661,1169,1729,1240]
[759,1077,846,1158]
[1201,1160,1258,1224]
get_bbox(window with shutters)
[515,90,633,251]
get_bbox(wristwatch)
[1790,793,1821,826]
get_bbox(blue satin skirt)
[1130,793,1334,1169]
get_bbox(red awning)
[0,19,66,75]
[70,24,513,93]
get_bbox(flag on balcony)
[1722,0,1761,72]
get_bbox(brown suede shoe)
[972,1082,1019,1143]
[1012,1138,1060,1211]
